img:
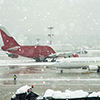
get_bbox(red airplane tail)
[0,26,20,51]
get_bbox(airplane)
[0,26,56,62]
[0,26,78,62]
[48,44,78,58]
[77,50,100,57]
[52,57,100,73]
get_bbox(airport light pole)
[47,27,54,45]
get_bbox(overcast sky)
[0,0,100,47]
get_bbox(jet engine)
[88,65,98,71]
[6,53,18,58]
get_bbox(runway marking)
[0,93,14,100]
[54,78,71,91]
[54,85,63,91]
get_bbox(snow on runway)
[0,53,100,100]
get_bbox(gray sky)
[0,0,100,47]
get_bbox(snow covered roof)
[16,85,31,94]
[88,92,100,97]
[88,92,99,97]
[43,89,54,98]
[43,89,89,99]
[14,85,100,99]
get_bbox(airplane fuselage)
[2,45,55,60]
[0,26,77,62]
[54,57,100,69]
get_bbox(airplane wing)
[0,60,54,66]
[6,52,19,58]
[48,52,74,58]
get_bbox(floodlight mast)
[47,27,54,45]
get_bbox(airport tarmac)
[0,52,100,100]
[1,64,100,100]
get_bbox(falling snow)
[0,0,100,47]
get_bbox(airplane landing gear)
[51,58,56,62]
[36,58,48,62]
[43,59,48,62]
[36,58,41,62]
